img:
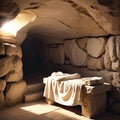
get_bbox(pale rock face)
[0,56,23,78]
[112,72,120,88]
[104,41,112,70]
[5,0,120,44]
[6,56,23,82]
[76,38,88,51]
[108,36,117,62]
[13,58,22,72]
[87,37,105,57]
[112,60,120,72]
[115,36,120,60]
[5,70,23,82]
[0,57,14,77]
[87,55,104,70]
[0,80,6,92]
[5,80,27,106]
[64,40,88,66]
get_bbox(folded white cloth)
[51,71,81,82]
[43,72,84,106]
[43,72,103,106]
[81,77,103,86]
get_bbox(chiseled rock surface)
[0,57,13,77]
[108,36,117,62]
[5,70,23,82]
[87,55,104,70]
[112,72,120,88]
[0,56,22,78]
[5,43,22,58]
[5,80,27,106]
[64,40,88,66]
[115,36,120,60]
[76,38,88,51]
[87,37,105,57]
[0,40,24,109]
[10,0,120,44]
[0,80,6,92]
[12,57,22,72]
[104,40,112,70]
[112,60,120,72]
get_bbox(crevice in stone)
[55,19,72,29]
[24,2,44,10]
[64,34,120,41]
[39,17,73,29]
[62,0,91,17]
[62,0,108,33]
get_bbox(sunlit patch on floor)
[20,104,59,115]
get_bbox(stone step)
[23,73,46,103]
[26,82,45,93]
[24,90,44,102]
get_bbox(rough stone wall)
[40,35,120,113]
[0,38,27,109]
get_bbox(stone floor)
[0,98,120,120]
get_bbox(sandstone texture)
[104,41,112,70]
[5,43,22,58]
[0,40,26,109]
[76,38,88,51]
[87,38,105,58]
[5,80,27,106]
[64,40,88,66]
[0,80,6,92]
[0,0,120,115]
[87,55,104,70]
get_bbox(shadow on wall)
[21,35,44,76]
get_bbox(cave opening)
[21,34,53,84]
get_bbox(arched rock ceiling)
[3,0,120,44]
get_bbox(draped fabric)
[43,72,85,106]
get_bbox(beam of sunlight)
[20,103,90,120]
[20,104,59,115]
[0,10,36,36]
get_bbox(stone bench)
[81,83,111,118]
[43,78,111,118]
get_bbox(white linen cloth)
[43,71,86,106]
